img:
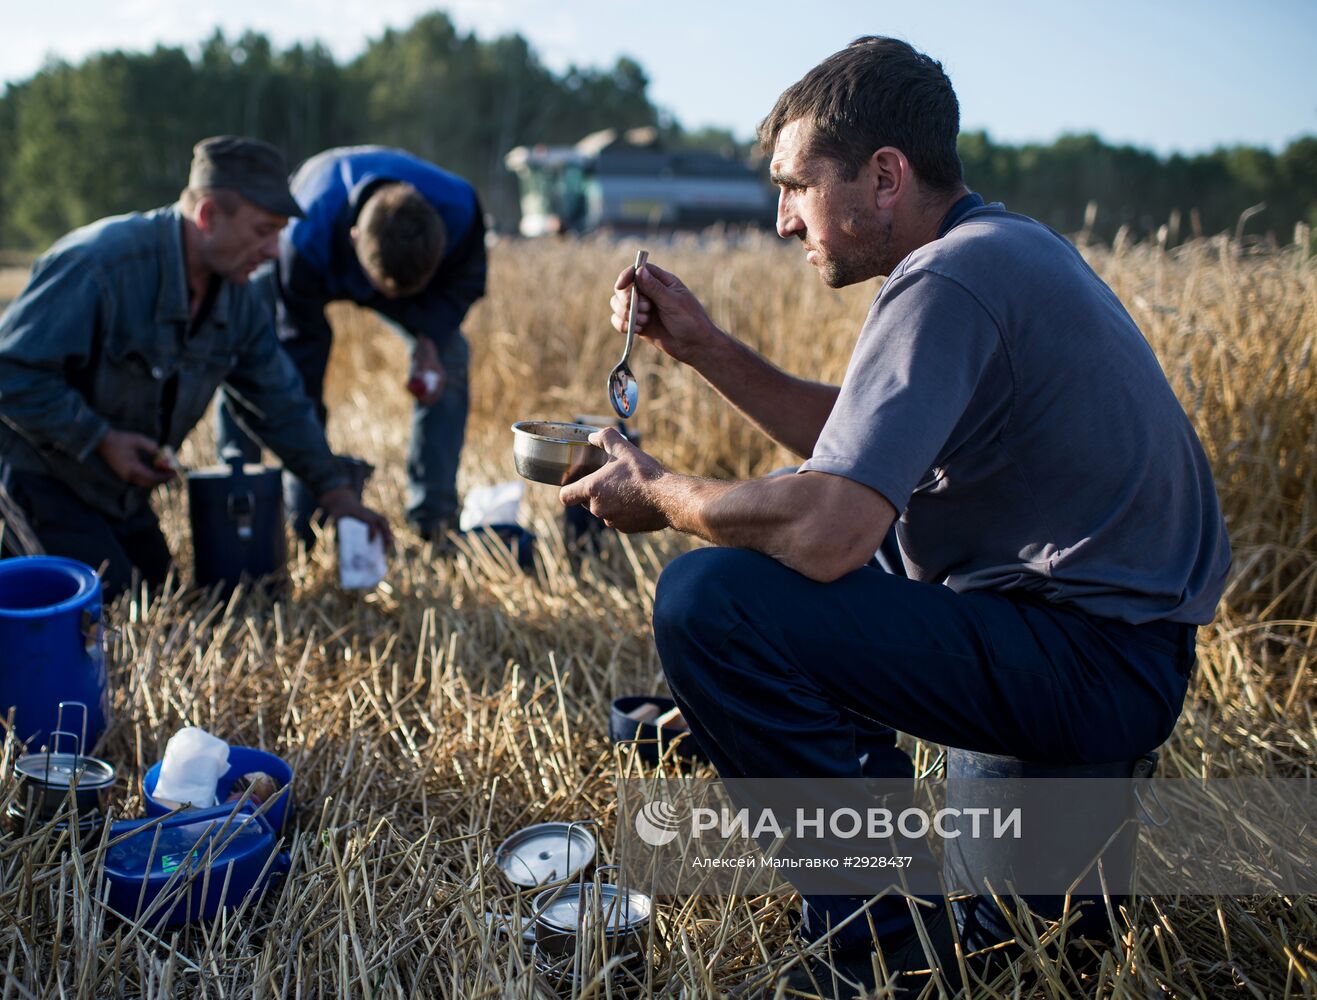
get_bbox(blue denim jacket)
[0,205,346,521]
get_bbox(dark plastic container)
[143,745,294,835]
[609,696,708,765]
[563,504,607,555]
[942,748,1153,949]
[460,523,536,572]
[103,803,288,928]
[0,556,106,748]
[187,454,286,596]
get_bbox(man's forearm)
[690,332,839,459]
[561,431,894,582]
[651,473,833,578]
[0,368,111,461]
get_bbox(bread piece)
[625,702,661,723]
[154,445,179,472]
[653,706,688,731]
[225,771,280,806]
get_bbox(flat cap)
[188,136,303,218]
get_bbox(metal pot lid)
[536,884,651,934]
[15,752,116,789]
[495,822,597,888]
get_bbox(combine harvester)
[505,127,775,237]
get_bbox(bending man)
[217,146,486,542]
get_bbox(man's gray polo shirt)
[801,202,1230,625]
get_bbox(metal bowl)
[495,821,597,888]
[532,882,652,958]
[511,422,608,486]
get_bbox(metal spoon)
[608,249,648,419]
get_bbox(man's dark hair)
[758,37,963,190]
[356,183,446,297]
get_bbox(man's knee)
[653,547,774,663]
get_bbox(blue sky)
[2,0,1314,154]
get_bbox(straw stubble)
[0,233,1313,997]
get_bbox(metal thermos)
[187,450,286,595]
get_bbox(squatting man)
[561,36,1229,996]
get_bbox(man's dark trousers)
[1,465,172,599]
[652,547,1195,952]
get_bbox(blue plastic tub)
[143,746,294,834]
[459,523,536,572]
[0,556,106,748]
[104,803,289,928]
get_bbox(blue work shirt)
[277,147,486,349]
[0,206,347,521]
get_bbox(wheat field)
[0,232,1314,998]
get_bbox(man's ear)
[195,196,217,233]
[870,147,910,210]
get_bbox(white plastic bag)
[153,726,229,807]
[338,516,388,590]
[459,481,524,531]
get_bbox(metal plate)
[15,752,115,789]
[495,822,596,888]
[537,883,651,934]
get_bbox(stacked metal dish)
[529,882,653,996]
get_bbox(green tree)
[346,13,659,221]
[0,11,1311,249]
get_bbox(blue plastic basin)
[104,803,288,927]
[143,745,294,834]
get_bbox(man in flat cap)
[0,135,391,598]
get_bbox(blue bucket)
[460,523,536,572]
[143,746,294,834]
[0,556,106,748]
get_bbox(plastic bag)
[459,481,524,532]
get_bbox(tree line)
[0,10,1312,250]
